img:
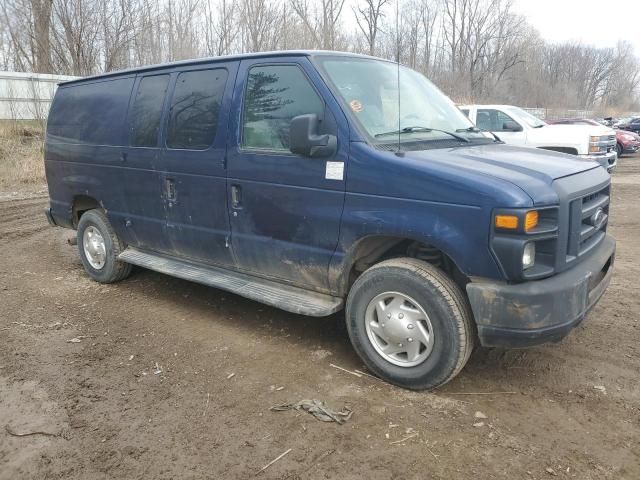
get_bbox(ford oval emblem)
[590,208,606,230]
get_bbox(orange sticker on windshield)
[349,100,363,112]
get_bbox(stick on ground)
[445,391,518,395]
[390,432,419,444]
[5,425,58,437]
[329,363,362,377]
[258,448,292,474]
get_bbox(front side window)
[477,109,520,132]
[316,56,487,146]
[129,74,170,147]
[167,69,228,149]
[242,65,323,151]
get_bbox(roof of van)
[58,50,383,86]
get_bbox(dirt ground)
[1,155,639,480]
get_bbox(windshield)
[505,106,547,128]
[315,56,487,145]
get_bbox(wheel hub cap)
[364,292,434,367]
[83,226,106,270]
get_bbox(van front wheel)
[345,258,474,390]
[77,209,132,283]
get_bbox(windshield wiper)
[456,126,503,142]
[374,126,469,142]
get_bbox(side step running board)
[118,248,343,317]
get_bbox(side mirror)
[502,120,522,132]
[289,114,337,158]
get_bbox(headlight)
[589,135,605,154]
[522,242,535,270]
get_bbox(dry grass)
[0,122,46,190]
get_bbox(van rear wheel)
[77,209,132,283]
[345,258,474,390]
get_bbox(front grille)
[606,135,616,153]
[591,134,616,155]
[567,186,609,258]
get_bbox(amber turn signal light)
[495,214,518,229]
[524,211,539,231]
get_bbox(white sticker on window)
[325,161,344,181]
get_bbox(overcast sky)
[512,0,640,54]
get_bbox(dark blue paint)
[45,51,600,298]
[159,62,238,267]
[225,57,350,290]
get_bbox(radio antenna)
[395,0,403,156]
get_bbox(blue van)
[44,51,615,390]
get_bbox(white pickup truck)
[460,105,617,172]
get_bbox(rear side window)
[47,77,134,145]
[129,75,170,147]
[167,69,228,150]
[242,65,323,151]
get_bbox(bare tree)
[0,0,637,113]
[353,0,389,56]
[240,0,280,52]
[291,0,346,50]
[204,0,238,56]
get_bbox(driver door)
[225,57,348,292]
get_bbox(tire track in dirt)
[1,157,639,479]
[0,196,49,241]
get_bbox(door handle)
[231,185,241,208]
[165,178,176,202]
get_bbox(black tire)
[345,257,475,390]
[616,143,623,157]
[77,209,132,283]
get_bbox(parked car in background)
[617,130,640,156]
[460,105,617,172]
[43,51,616,390]
[599,117,616,127]
[617,117,640,134]
[548,118,640,156]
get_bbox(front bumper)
[580,152,617,172]
[467,235,615,348]
[622,142,640,154]
[44,207,57,226]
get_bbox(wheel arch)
[333,234,469,297]
[71,195,103,227]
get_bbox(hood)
[403,143,599,187]
[529,124,614,145]
[617,129,640,141]
[540,123,615,136]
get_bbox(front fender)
[328,193,504,295]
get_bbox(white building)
[0,71,79,120]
